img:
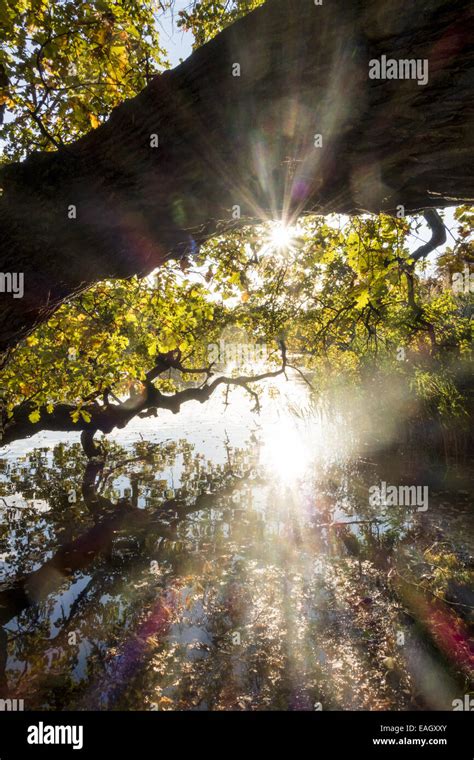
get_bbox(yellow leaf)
[89,113,100,129]
[147,339,157,357]
[96,28,108,45]
[28,410,41,424]
[355,290,370,309]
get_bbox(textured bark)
[0,0,473,354]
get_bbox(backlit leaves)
[0,0,168,161]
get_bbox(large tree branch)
[411,209,447,262]
[0,344,287,447]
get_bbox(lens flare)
[255,221,299,259]
[262,417,310,483]
[270,222,294,250]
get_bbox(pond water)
[0,375,472,710]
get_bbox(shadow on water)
[0,422,472,711]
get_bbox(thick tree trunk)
[0,0,472,354]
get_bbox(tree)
[1,0,473,355]
[0,255,288,448]
[0,0,166,161]
[1,208,471,451]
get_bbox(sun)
[268,221,296,253]
[257,220,300,259]
[263,420,309,482]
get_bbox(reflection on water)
[0,382,472,711]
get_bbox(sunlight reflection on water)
[1,369,472,711]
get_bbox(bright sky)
[157,1,194,68]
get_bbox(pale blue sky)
[158,1,194,68]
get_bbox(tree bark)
[0,353,286,446]
[0,0,472,354]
